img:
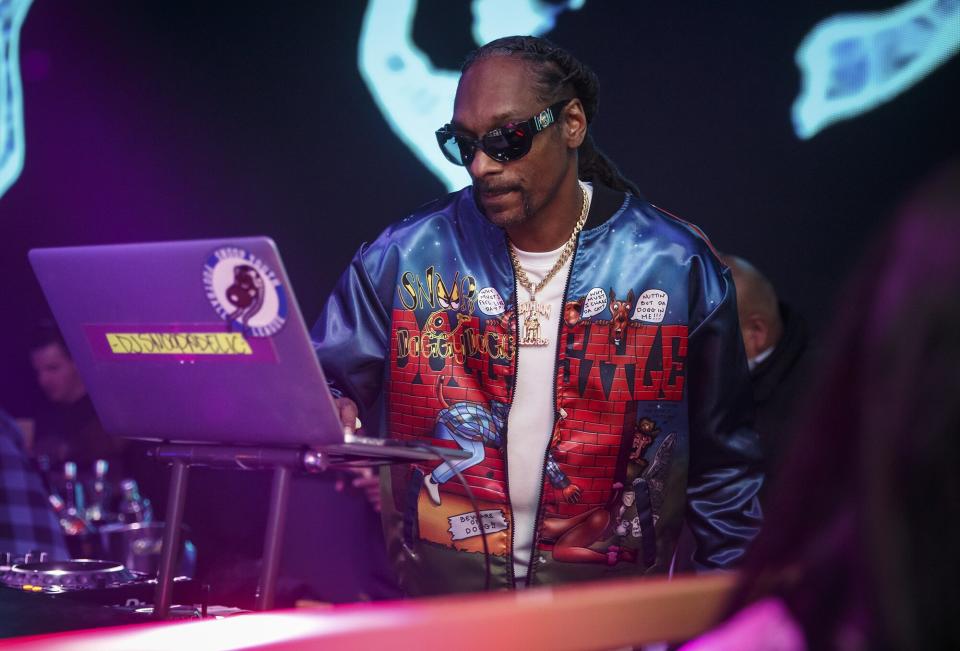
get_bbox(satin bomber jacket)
[312,183,763,595]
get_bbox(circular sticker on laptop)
[203,246,288,337]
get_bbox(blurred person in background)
[682,160,960,650]
[722,254,810,499]
[673,255,810,572]
[29,320,125,477]
[0,408,68,558]
[28,321,163,518]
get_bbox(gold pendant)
[518,300,550,347]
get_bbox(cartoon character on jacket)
[422,308,473,363]
[615,418,660,539]
[424,377,581,505]
[607,288,636,346]
[563,297,584,327]
[540,428,676,567]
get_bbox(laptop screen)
[30,237,343,448]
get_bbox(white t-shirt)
[508,182,592,582]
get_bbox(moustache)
[475,182,522,196]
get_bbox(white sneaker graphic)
[424,474,442,505]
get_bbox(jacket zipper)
[502,232,521,589]
[522,229,581,586]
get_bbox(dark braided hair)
[462,36,641,197]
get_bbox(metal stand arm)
[149,444,322,618]
[153,459,189,619]
[256,466,292,611]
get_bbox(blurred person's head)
[722,255,783,361]
[30,320,85,405]
[727,160,960,650]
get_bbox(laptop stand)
[148,444,330,618]
[148,440,460,618]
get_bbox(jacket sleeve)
[311,239,395,428]
[685,260,764,569]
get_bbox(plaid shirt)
[0,410,68,559]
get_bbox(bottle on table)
[117,479,152,524]
[49,494,91,536]
[85,459,109,524]
[62,461,85,519]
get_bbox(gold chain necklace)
[508,182,590,346]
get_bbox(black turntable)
[1,560,142,593]
[0,557,206,611]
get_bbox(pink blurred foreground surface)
[0,573,735,650]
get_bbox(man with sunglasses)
[313,36,763,596]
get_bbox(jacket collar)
[584,182,632,230]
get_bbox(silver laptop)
[30,236,465,464]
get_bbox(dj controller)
[0,555,208,638]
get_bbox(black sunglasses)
[435,98,573,166]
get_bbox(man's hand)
[335,466,381,513]
[336,397,360,435]
[332,397,381,512]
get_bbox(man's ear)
[742,314,769,358]
[562,98,588,149]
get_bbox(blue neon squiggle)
[793,0,959,139]
[0,0,32,200]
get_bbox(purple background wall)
[3,1,958,414]
[0,1,957,599]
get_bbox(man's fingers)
[351,467,378,489]
[336,466,380,512]
[337,398,359,434]
[343,466,374,479]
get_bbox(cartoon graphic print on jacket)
[312,182,764,595]
[423,376,581,506]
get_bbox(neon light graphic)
[0,0,31,199]
[358,0,585,192]
[793,0,960,139]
